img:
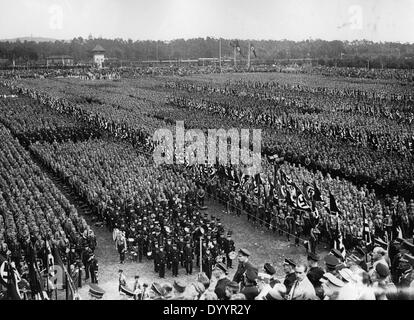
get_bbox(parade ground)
[76,198,328,300]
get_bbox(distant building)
[92,45,105,69]
[46,55,74,67]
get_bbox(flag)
[26,243,45,299]
[312,181,323,202]
[280,170,293,186]
[303,181,315,202]
[0,255,22,300]
[285,188,296,207]
[293,183,311,211]
[5,260,21,300]
[230,40,243,56]
[251,45,257,58]
[362,204,372,246]
[329,193,341,216]
[333,213,346,258]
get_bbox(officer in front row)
[223,231,235,269]
[184,241,194,275]
[157,246,166,278]
[232,248,256,287]
[306,253,324,299]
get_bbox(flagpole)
[199,236,203,273]
[219,38,222,73]
[247,41,251,70]
[234,46,237,69]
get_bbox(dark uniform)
[284,272,296,294]
[183,243,194,275]
[202,249,214,279]
[171,245,180,277]
[223,233,235,269]
[90,257,99,284]
[232,249,256,286]
[157,247,166,278]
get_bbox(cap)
[324,254,340,269]
[375,263,390,278]
[320,273,344,288]
[283,258,296,268]
[264,263,276,275]
[338,268,355,283]
[239,248,251,257]
[151,282,165,296]
[330,249,344,261]
[173,280,186,293]
[307,252,320,262]
[214,262,228,273]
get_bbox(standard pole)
[219,38,222,73]
[199,237,203,273]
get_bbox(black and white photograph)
[0,0,414,311]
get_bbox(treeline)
[1,37,414,68]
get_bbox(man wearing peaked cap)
[232,248,256,287]
[264,262,276,276]
[264,263,280,288]
[306,253,324,299]
[283,258,297,293]
[324,254,340,273]
[320,273,344,300]
[213,262,232,300]
[173,279,186,298]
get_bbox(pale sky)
[1,0,413,42]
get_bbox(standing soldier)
[165,238,173,270]
[171,243,180,277]
[115,231,127,264]
[137,232,144,263]
[202,248,213,280]
[184,241,194,275]
[157,246,166,278]
[224,231,235,269]
[153,241,159,273]
[177,235,185,268]
[90,255,99,284]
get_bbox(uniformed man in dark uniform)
[213,262,231,300]
[232,248,256,288]
[283,258,297,293]
[264,263,280,288]
[165,238,173,270]
[223,232,235,269]
[241,268,260,300]
[137,231,144,263]
[202,248,213,279]
[157,246,166,278]
[177,235,185,267]
[183,241,194,275]
[90,255,99,284]
[171,243,180,277]
[153,241,159,273]
[306,253,324,299]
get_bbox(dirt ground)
[77,198,328,300]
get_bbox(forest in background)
[1,37,414,68]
